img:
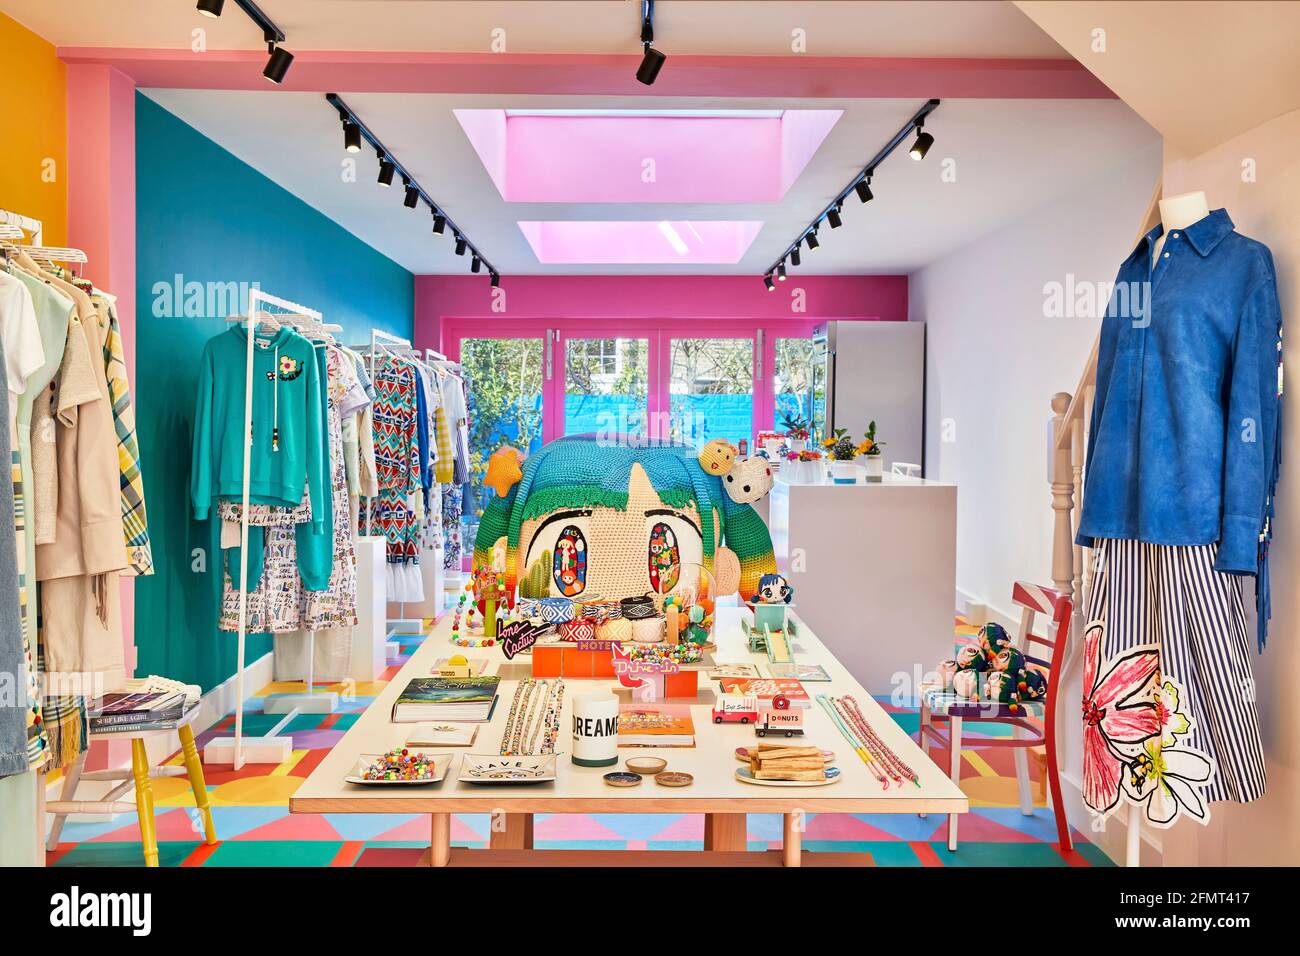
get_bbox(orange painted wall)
[0,12,67,244]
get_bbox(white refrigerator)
[813,320,927,476]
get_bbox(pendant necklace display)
[501,678,565,756]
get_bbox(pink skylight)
[517,220,764,265]
[455,109,842,203]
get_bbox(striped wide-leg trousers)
[1086,539,1267,819]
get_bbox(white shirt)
[0,269,45,441]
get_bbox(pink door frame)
[441,316,826,444]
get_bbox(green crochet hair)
[472,435,776,600]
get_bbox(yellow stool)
[46,705,217,867]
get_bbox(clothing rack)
[205,290,328,770]
[0,208,87,268]
[353,332,460,634]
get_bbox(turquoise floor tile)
[53,841,199,868]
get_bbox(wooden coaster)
[654,771,694,787]
[604,771,643,787]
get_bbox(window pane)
[774,337,825,444]
[459,337,545,557]
[565,337,649,438]
[668,338,753,449]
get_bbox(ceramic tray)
[460,753,558,784]
[735,765,842,787]
[346,751,453,786]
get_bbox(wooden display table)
[290,607,967,866]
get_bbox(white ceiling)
[143,88,1158,275]
[2,0,1066,57]
[1016,0,1300,157]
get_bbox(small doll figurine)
[755,572,793,604]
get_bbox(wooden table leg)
[783,811,803,867]
[130,739,159,868]
[490,812,534,850]
[430,813,451,867]
[178,725,217,845]
[704,813,746,852]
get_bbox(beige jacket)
[33,273,127,580]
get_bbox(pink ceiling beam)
[55,48,1115,98]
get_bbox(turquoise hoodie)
[191,325,326,532]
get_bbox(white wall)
[912,144,1161,619]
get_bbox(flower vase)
[789,438,807,454]
[863,455,884,482]
[830,460,859,484]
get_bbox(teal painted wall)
[134,93,413,692]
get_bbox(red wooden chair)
[918,581,1073,852]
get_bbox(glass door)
[665,336,756,449]
[775,336,826,446]
[562,334,652,440]
[455,334,548,564]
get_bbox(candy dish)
[346,750,452,785]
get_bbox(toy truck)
[712,693,760,725]
[755,694,804,737]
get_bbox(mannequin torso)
[1152,190,1209,264]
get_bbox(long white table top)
[290,607,968,815]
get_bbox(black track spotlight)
[636,1,666,85]
[777,261,788,281]
[637,46,667,86]
[263,43,293,84]
[764,274,776,292]
[805,229,820,250]
[827,204,843,229]
[327,92,499,286]
[910,122,934,161]
[791,246,801,267]
[855,174,874,203]
[196,0,225,17]
[342,120,361,153]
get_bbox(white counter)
[768,473,957,695]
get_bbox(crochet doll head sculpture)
[472,435,777,604]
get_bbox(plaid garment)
[12,445,48,769]
[99,297,153,575]
[433,404,455,485]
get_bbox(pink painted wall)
[415,273,908,349]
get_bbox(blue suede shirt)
[1077,209,1282,576]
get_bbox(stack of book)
[617,704,695,747]
[391,676,500,723]
[88,692,189,734]
[747,743,827,782]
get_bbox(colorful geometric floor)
[46,618,1113,867]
